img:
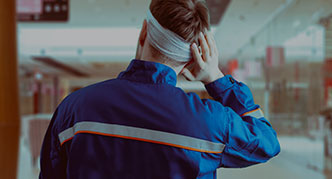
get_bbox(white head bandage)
[146,9,192,62]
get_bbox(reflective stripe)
[242,108,264,119]
[58,121,225,154]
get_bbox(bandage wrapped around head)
[146,9,192,62]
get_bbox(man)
[40,0,280,178]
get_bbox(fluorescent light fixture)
[81,50,135,56]
[19,27,141,48]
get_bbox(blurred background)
[0,0,332,178]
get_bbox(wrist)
[203,71,224,85]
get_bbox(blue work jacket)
[40,59,280,179]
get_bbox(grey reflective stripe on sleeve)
[58,121,225,153]
[242,108,264,119]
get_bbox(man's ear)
[139,20,148,47]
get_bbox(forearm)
[205,75,261,116]
[204,75,280,168]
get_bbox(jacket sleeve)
[39,108,67,179]
[204,75,280,168]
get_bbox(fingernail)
[192,43,196,48]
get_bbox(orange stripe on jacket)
[60,131,223,154]
[241,108,260,117]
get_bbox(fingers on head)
[211,34,219,56]
[204,31,215,56]
[191,43,204,67]
[199,32,210,60]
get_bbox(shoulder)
[169,87,229,142]
[58,79,116,112]
[172,87,222,112]
[53,79,117,128]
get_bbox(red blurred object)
[324,59,332,106]
[227,59,238,75]
[266,46,285,67]
[324,58,332,72]
[33,82,41,114]
[295,61,299,101]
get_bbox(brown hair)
[149,0,210,65]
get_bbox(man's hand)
[181,31,224,85]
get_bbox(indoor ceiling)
[17,0,332,77]
[232,0,332,62]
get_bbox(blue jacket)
[40,59,280,179]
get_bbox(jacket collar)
[117,59,177,86]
